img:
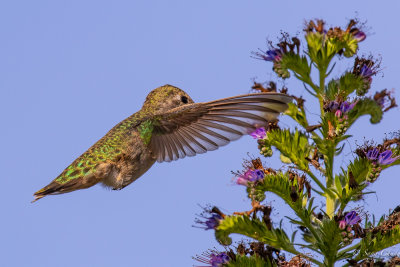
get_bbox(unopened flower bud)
[339,220,346,230]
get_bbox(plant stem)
[317,67,336,218]
[326,197,335,218]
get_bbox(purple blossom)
[236,169,264,186]
[259,49,282,62]
[236,177,249,186]
[353,31,366,42]
[195,207,223,230]
[328,101,340,111]
[378,150,400,165]
[344,211,361,225]
[360,65,373,78]
[327,100,356,115]
[366,148,379,161]
[250,127,267,139]
[195,252,230,267]
[209,253,230,267]
[203,214,223,230]
[359,65,373,84]
[366,148,399,165]
[340,101,356,113]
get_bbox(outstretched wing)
[150,93,292,162]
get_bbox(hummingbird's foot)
[233,200,263,216]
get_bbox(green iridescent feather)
[138,119,154,145]
[53,113,145,184]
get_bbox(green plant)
[194,19,399,266]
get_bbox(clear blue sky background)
[1,1,399,266]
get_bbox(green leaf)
[280,53,312,84]
[305,32,325,66]
[215,215,293,252]
[252,172,312,225]
[267,129,312,171]
[285,102,308,128]
[316,218,344,264]
[325,72,364,100]
[348,98,383,125]
[325,79,340,101]
[336,157,371,211]
[339,72,364,97]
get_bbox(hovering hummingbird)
[33,85,291,202]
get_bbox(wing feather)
[150,92,292,163]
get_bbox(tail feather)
[32,173,99,203]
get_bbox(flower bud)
[339,220,346,230]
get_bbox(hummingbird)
[33,85,291,202]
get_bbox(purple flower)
[236,169,264,186]
[344,211,361,225]
[328,101,340,111]
[236,177,249,186]
[360,65,373,78]
[209,253,230,267]
[378,150,400,165]
[366,148,379,161]
[250,127,267,139]
[366,148,399,165]
[195,251,230,267]
[195,207,224,230]
[353,31,366,42]
[335,110,343,118]
[204,214,223,230]
[340,101,356,113]
[258,49,283,62]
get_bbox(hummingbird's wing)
[150,93,292,162]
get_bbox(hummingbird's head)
[142,84,194,114]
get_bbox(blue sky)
[1,1,400,266]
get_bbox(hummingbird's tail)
[32,173,100,203]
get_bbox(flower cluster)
[325,100,357,135]
[338,211,361,243]
[352,57,379,95]
[252,36,300,79]
[305,19,366,59]
[366,148,398,165]
[236,169,264,186]
[365,148,399,182]
[194,251,230,267]
[325,100,356,114]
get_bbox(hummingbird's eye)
[181,95,188,104]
